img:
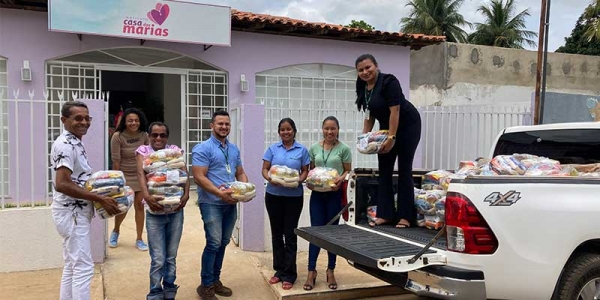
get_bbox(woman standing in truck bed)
[355,54,421,229]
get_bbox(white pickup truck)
[296,121,600,300]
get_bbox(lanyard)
[364,86,375,108]
[219,146,228,162]
[322,144,334,167]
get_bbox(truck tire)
[553,253,600,300]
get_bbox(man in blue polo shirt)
[192,110,249,300]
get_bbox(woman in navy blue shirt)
[355,54,421,229]
[261,118,310,290]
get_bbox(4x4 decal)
[484,190,521,206]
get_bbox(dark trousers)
[376,120,422,223]
[308,190,342,271]
[265,192,304,283]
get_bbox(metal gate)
[184,70,228,166]
[46,61,102,194]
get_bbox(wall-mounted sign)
[48,0,231,46]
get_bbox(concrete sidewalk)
[1,199,420,300]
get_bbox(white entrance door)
[46,61,102,194]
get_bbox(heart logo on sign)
[147,3,170,26]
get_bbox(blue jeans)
[146,210,184,300]
[199,203,237,287]
[308,190,342,271]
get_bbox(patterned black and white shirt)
[50,131,93,213]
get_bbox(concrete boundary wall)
[410,43,600,107]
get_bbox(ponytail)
[355,77,367,112]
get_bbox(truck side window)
[493,129,600,164]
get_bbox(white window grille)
[256,64,379,169]
[185,70,228,168]
[46,61,100,194]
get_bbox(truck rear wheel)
[554,253,600,300]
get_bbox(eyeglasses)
[150,133,168,138]
[73,115,92,122]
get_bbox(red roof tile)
[231,9,446,46]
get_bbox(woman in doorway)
[109,108,150,251]
[262,118,310,291]
[355,54,421,229]
[304,116,352,291]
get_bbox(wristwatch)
[388,135,396,141]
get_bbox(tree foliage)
[556,4,600,55]
[346,20,375,30]
[468,0,537,49]
[400,0,471,43]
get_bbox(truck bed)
[355,220,446,249]
[295,224,437,270]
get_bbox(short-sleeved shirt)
[309,141,352,176]
[263,141,310,197]
[50,131,93,214]
[364,73,420,129]
[136,144,184,214]
[192,135,242,205]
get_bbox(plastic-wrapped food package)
[269,165,300,188]
[490,155,527,175]
[220,181,256,202]
[357,130,389,154]
[90,186,123,197]
[425,214,444,230]
[306,167,340,192]
[415,198,435,215]
[147,169,188,187]
[479,163,499,176]
[455,161,480,177]
[148,186,184,197]
[95,186,134,219]
[85,170,126,190]
[569,163,600,174]
[415,189,445,205]
[579,171,600,177]
[143,149,184,173]
[422,170,453,190]
[367,206,378,223]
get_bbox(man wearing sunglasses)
[136,121,190,300]
[192,110,250,300]
[50,101,121,300]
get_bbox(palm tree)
[583,0,600,42]
[468,0,537,49]
[400,0,471,43]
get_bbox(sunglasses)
[73,115,92,122]
[150,133,168,138]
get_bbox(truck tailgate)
[295,225,447,272]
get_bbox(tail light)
[445,192,498,254]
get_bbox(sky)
[193,0,594,52]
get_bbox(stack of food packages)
[269,165,300,188]
[414,154,600,230]
[452,154,600,178]
[306,167,340,192]
[85,170,134,219]
[415,170,452,230]
[219,182,256,202]
[143,149,187,214]
[357,130,389,154]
